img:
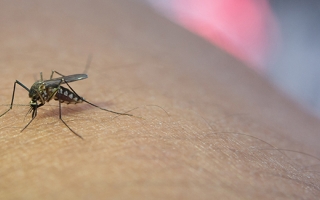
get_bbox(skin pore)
[0,0,320,199]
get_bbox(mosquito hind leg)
[58,100,84,139]
[83,54,92,74]
[50,55,92,80]
[0,80,30,118]
[50,70,65,79]
[63,81,133,117]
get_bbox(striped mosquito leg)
[63,81,133,116]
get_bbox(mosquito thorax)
[29,81,44,99]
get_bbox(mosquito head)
[29,100,39,118]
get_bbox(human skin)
[0,0,320,199]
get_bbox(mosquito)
[0,70,133,139]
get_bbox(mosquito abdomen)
[54,86,83,104]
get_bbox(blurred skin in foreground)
[0,1,319,199]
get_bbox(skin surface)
[0,0,320,199]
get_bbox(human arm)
[0,1,319,199]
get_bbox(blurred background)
[141,0,320,117]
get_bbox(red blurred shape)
[172,0,277,71]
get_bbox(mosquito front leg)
[0,80,30,117]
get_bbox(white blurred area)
[141,0,320,117]
[267,0,320,116]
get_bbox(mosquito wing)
[43,74,88,87]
